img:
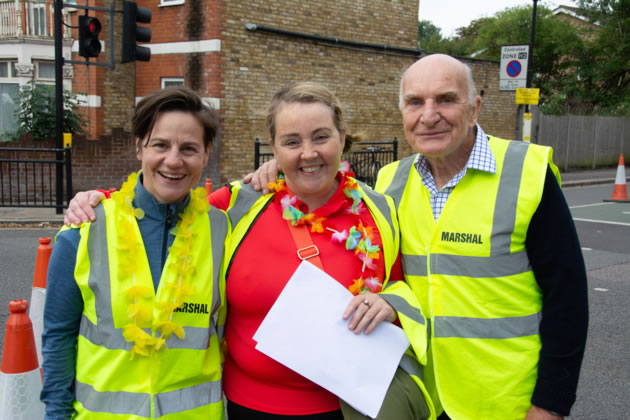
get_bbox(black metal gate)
[0,146,73,212]
[254,138,397,187]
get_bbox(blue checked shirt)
[415,125,496,221]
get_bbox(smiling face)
[400,54,481,161]
[137,111,209,203]
[271,101,345,211]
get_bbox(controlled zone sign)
[500,45,529,91]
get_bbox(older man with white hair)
[375,54,588,420]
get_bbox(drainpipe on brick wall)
[245,23,422,57]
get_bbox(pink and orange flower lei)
[269,169,384,295]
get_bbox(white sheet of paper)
[253,261,410,418]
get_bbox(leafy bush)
[10,82,86,141]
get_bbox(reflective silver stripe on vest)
[76,378,223,418]
[398,353,424,381]
[209,206,227,316]
[75,379,151,417]
[401,252,530,280]
[81,319,214,350]
[217,323,225,342]
[428,251,530,278]
[154,380,223,417]
[357,180,396,242]
[383,155,416,210]
[165,325,214,349]
[433,312,541,339]
[227,182,265,231]
[80,204,218,351]
[401,253,428,277]
[379,293,425,325]
[491,140,529,256]
[83,205,126,346]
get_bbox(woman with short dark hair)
[41,87,228,420]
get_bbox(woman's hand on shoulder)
[343,292,396,335]
[64,190,106,226]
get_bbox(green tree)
[418,20,443,50]
[572,0,630,114]
[10,82,86,141]
[417,18,486,56]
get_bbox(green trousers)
[339,367,430,420]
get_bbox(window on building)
[0,61,19,138]
[36,61,56,82]
[0,62,17,79]
[31,3,48,36]
[161,78,184,88]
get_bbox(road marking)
[581,247,592,251]
[573,218,630,227]
[569,202,613,209]
[594,288,608,292]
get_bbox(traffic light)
[122,1,152,63]
[78,15,101,58]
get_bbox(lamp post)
[527,0,538,90]
[522,0,538,142]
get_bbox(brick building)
[60,0,518,190]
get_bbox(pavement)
[0,166,627,225]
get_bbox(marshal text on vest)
[441,231,484,244]
[174,303,210,314]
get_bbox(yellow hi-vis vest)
[375,137,560,420]
[71,199,228,419]
[223,179,436,419]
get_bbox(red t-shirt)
[210,178,403,415]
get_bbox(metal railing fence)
[0,146,72,209]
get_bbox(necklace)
[269,171,384,295]
[112,172,210,358]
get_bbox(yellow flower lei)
[112,172,210,359]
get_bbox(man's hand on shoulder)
[241,159,279,194]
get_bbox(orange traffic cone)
[604,154,629,202]
[29,237,52,370]
[0,300,45,418]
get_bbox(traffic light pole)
[54,0,63,213]
[54,1,116,212]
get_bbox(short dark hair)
[132,86,220,148]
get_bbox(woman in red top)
[212,82,428,420]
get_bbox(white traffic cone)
[28,237,52,370]
[0,299,45,419]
